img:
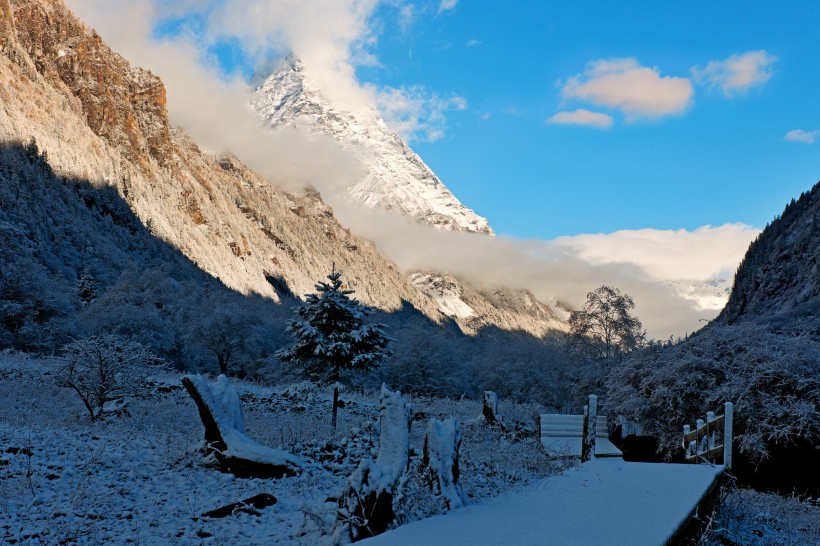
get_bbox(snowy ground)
[0,352,564,544]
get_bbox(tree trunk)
[218,353,228,376]
[482,391,499,425]
[331,384,339,434]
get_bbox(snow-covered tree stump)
[336,384,411,542]
[422,417,466,510]
[182,375,302,479]
[481,390,503,425]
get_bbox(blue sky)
[69,0,815,335]
[141,0,818,239]
[358,0,819,238]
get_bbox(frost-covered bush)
[700,486,820,545]
[56,333,157,421]
[607,323,820,460]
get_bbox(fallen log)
[182,374,302,479]
[202,493,277,519]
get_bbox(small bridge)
[365,402,733,545]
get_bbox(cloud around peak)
[560,57,693,120]
[692,50,777,97]
[372,85,467,142]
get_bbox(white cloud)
[466,39,481,47]
[321,195,758,338]
[547,109,613,129]
[202,0,382,111]
[397,3,416,34]
[551,224,759,282]
[784,129,818,144]
[692,50,777,97]
[438,0,458,14]
[372,85,467,142]
[561,58,693,120]
[68,0,467,141]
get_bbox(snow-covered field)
[0,352,563,544]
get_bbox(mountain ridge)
[0,0,565,339]
[252,57,494,236]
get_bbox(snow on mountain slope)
[252,58,573,335]
[252,57,493,235]
[667,277,733,311]
[0,0,440,317]
[409,271,567,335]
[0,0,567,340]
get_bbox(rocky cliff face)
[253,58,494,235]
[718,182,819,326]
[0,0,440,318]
[0,0,567,338]
[7,0,171,167]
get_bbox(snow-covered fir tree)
[278,265,392,429]
[278,266,391,381]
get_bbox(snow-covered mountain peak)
[252,57,494,235]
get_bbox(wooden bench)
[182,374,302,478]
[540,414,622,458]
[540,395,622,459]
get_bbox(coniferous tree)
[278,265,391,431]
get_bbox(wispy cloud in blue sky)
[547,109,613,130]
[692,50,778,97]
[437,0,458,15]
[784,129,818,144]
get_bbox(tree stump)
[182,375,302,478]
[336,385,411,542]
[422,417,465,510]
[480,390,508,431]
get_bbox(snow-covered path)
[365,458,725,545]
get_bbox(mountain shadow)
[0,140,575,406]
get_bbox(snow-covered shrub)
[607,323,820,460]
[56,333,157,421]
[699,486,820,545]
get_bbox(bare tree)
[569,285,646,360]
[57,333,155,421]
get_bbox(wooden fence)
[682,402,733,469]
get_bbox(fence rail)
[682,402,733,469]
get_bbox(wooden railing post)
[706,411,716,460]
[587,394,598,460]
[581,404,590,462]
[723,402,733,470]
